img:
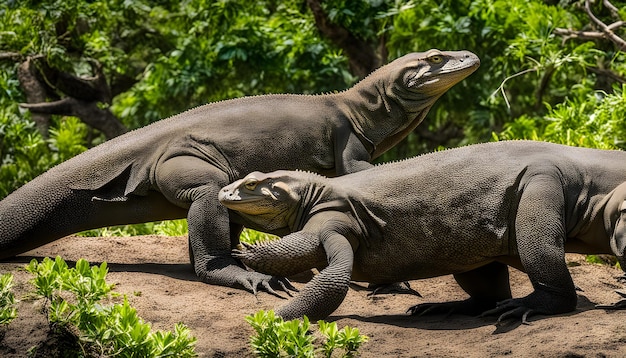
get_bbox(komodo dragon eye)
[244,178,259,191]
[427,55,444,64]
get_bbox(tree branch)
[306,0,382,78]
[17,57,52,136]
[554,28,615,41]
[554,1,626,49]
[584,0,626,50]
[588,66,626,83]
[16,55,126,139]
[20,98,126,139]
[603,0,620,19]
[0,52,23,61]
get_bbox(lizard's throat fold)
[291,183,327,232]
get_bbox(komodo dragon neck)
[287,175,329,232]
[336,49,479,159]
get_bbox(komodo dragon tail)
[0,163,185,259]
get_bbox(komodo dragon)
[0,49,480,294]
[220,140,626,321]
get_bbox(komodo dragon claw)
[233,242,299,298]
[367,281,422,298]
[595,290,626,310]
[236,272,298,299]
[406,303,454,318]
[480,299,536,325]
[407,297,496,317]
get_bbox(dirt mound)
[1,235,625,357]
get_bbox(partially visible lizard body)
[220,141,626,320]
[0,50,479,294]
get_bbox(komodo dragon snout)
[219,171,312,232]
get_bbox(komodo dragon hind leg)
[156,156,293,296]
[482,175,578,325]
[597,200,626,309]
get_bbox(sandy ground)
[1,234,626,357]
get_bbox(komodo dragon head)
[220,171,359,320]
[350,49,480,158]
[218,170,321,233]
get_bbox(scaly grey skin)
[220,141,626,321]
[0,50,479,295]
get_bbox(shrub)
[25,256,197,357]
[0,273,17,326]
[246,310,368,358]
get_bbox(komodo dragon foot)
[237,271,299,299]
[367,282,422,298]
[481,286,577,325]
[595,290,626,310]
[196,249,298,298]
[407,297,496,317]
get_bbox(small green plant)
[79,221,274,243]
[246,310,368,358]
[0,273,17,325]
[318,321,369,358]
[154,219,189,236]
[26,256,197,357]
[78,223,157,237]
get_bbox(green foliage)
[26,256,113,304]
[25,256,197,357]
[246,310,368,358]
[0,74,89,198]
[110,0,355,127]
[154,219,188,236]
[79,221,278,243]
[78,225,152,238]
[78,219,186,238]
[0,0,354,198]
[497,85,626,149]
[318,321,368,358]
[0,273,17,325]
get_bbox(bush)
[0,273,17,326]
[246,310,368,358]
[496,85,626,150]
[25,256,197,357]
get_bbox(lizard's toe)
[368,281,422,298]
[406,302,455,317]
[595,290,626,309]
[237,272,298,298]
[481,298,536,325]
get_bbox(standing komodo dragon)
[220,140,626,321]
[0,49,480,294]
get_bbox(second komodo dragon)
[220,141,626,321]
[0,49,479,294]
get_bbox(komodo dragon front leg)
[235,231,354,320]
[156,156,293,294]
[483,174,578,323]
[233,214,357,320]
